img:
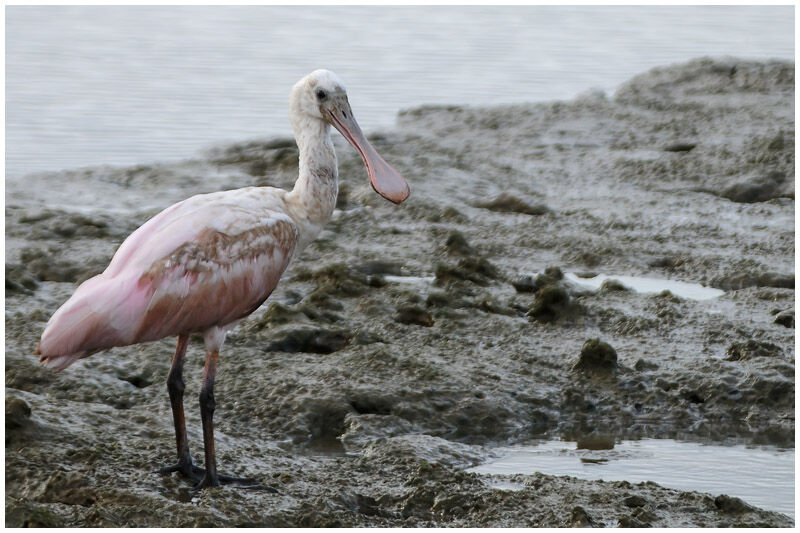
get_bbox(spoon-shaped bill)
[327,101,410,204]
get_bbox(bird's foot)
[158,460,276,492]
[190,471,278,493]
[157,460,205,484]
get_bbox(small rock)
[6,397,32,430]
[711,271,794,291]
[632,507,658,523]
[568,506,595,527]
[444,231,475,256]
[664,142,697,152]
[573,339,618,373]
[297,263,372,301]
[354,260,403,276]
[511,275,538,293]
[773,309,794,328]
[600,279,629,292]
[440,206,467,222]
[576,434,615,450]
[725,339,782,361]
[396,305,434,327]
[624,495,648,508]
[618,514,648,527]
[719,171,786,203]
[536,266,564,287]
[435,257,499,287]
[527,285,570,323]
[261,302,305,326]
[767,131,785,151]
[5,264,39,295]
[266,327,350,354]
[426,291,462,308]
[648,255,686,269]
[475,192,550,216]
[352,329,383,345]
[714,494,756,514]
[634,358,659,371]
[118,372,153,389]
[338,493,381,517]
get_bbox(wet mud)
[5,58,794,526]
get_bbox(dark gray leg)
[158,335,203,483]
[194,349,221,489]
[158,341,273,492]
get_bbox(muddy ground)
[5,58,795,526]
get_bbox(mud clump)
[512,266,565,294]
[617,514,649,527]
[600,279,629,292]
[527,285,571,323]
[395,305,435,327]
[296,263,377,308]
[6,397,32,432]
[511,275,538,293]
[19,209,113,240]
[354,260,404,276]
[444,231,475,256]
[711,271,794,291]
[475,192,550,216]
[663,142,697,152]
[525,267,579,323]
[266,327,351,354]
[16,247,107,284]
[568,506,595,527]
[725,339,782,361]
[573,339,618,373]
[772,309,794,328]
[715,494,757,514]
[435,257,499,287]
[717,171,789,203]
[208,138,299,177]
[6,264,39,295]
[5,501,65,528]
[536,266,564,286]
[624,495,649,508]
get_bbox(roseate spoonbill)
[34,70,410,491]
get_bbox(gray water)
[5,5,794,180]
[468,439,795,519]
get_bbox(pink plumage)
[36,187,298,371]
[34,69,409,491]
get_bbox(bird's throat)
[287,118,339,250]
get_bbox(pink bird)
[35,70,410,491]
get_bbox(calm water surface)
[468,439,795,518]
[6,5,794,179]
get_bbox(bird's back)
[37,187,298,370]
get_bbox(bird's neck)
[286,116,338,249]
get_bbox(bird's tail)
[35,273,143,371]
[34,348,93,372]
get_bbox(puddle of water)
[486,480,526,492]
[467,439,794,518]
[564,272,724,300]
[383,275,436,284]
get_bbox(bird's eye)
[316,89,327,100]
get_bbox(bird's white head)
[290,69,410,205]
[290,69,347,121]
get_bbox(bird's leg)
[157,341,264,490]
[191,349,264,491]
[194,349,221,489]
[157,335,204,483]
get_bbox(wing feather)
[37,188,298,368]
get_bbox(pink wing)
[36,188,298,371]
